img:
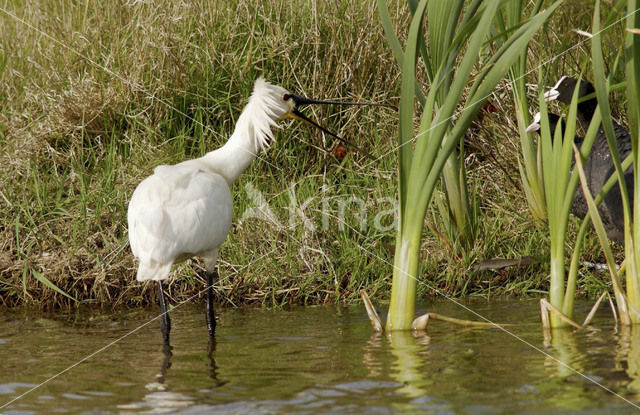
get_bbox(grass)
[0,0,629,309]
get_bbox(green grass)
[0,0,628,309]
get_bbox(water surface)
[2,299,640,414]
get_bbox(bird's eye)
[563,83,569,88]
[283,93,291,101]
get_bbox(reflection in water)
[119,390,194,413]
[541,322,640,412]
[618,325,640,397]
[362,333,384,377]
[545,328,584,378]
[207,339,228,388]
[145,343,173,391]
[542,328,592,411]
[130,342,196,412]
[387,331,432,399]
[124,339,230,413]
[142,335,226,393]
[4,301,640,414]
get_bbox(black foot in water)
[157,280,171,344]
[206,270,217,338]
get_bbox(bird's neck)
[201,115,269,185]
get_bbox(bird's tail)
[136,260,173,281]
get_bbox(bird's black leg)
[157,280,171,344]
[206,270,217,338]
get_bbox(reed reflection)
[387,330,432,398]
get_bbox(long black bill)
[286,94,390,161]
[288,94,389,108]
[289,108,375,160]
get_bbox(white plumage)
[128,165,232,281]
[128,78,291,284]
[126,77,374,342]
[127,78,295,342]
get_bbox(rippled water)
[2,299,640,414]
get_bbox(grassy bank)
[0,0,625,309]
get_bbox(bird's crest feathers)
[235,77,290,151]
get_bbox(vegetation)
[0,0,632,310]
[529,0,640,330]
[574,0,640,326]
[378,0,559,331]
[536,81,597,328]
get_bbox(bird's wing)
[128,164,233,265]
[152,163,198,190]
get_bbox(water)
[2,299,640,414]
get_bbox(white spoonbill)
[128,77,376,343]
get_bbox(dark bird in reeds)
[527,76,632,245]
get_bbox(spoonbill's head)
[246,77,381,154]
